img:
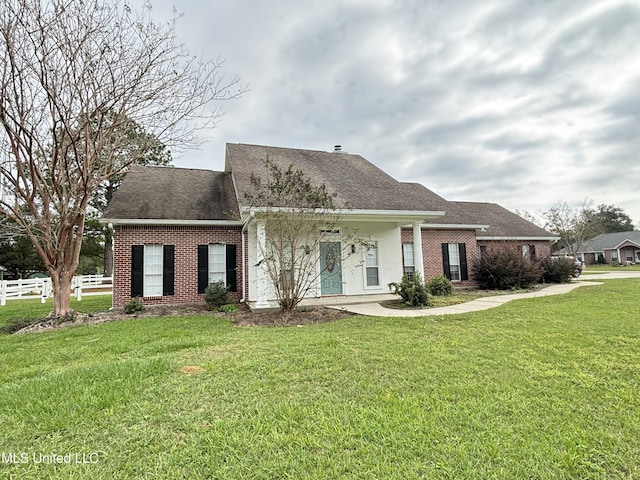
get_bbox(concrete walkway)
[329,271,640,317]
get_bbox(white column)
[413,222,424,279]
[255,220,269,307]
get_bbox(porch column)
[413,222,424,278]
[255,220,269,307]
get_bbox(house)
[101,143,557,310]
[560,231,640,265]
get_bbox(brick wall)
[113,225,242,307]
[401,228,479,287]
[477,240,552,260]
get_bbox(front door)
[320,242,342,295]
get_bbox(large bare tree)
[0,0,244,317]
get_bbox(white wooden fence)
[0,275,113,306]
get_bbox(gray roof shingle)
[451,202,556,238]
[226,143,444,212]
[103,166,240,221]
[572,231,640,252]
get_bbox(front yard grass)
[0,295,112,330]
[0,280,639,479]
[583,264,640,273]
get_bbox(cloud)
[135,0,640,226]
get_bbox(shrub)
[218,303,238,313]
[540,256,575,283]
[426,275,453,296]
[388,272,429,307]
[597,253,606,264]
[204,281,229,310]
[472,248,543,290]
[123,297,144,315]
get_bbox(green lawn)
[0,281,639,479]
[583,264,640,272]
[0,295,113,331]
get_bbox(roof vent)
[333,145,343,153]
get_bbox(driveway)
[330,272,640,317]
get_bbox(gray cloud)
[136,0,640,226]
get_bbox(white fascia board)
[100,218,243,226]
[476,235,560,241]
[241,207,445,222]
[420,223,489,230]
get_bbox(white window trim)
[402,242,415,278]
[208,244,226,287]
[363,239,382,290]
[448,243,462,282]
[143,244,163,297]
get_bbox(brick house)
[557,231,640,265]
[102,143,557,309]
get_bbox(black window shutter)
[163,245,175,296]
[131,245,144,297]
[226,244,237,292]
[441,243,451,280]
[197,245,209,294]
[459,243,468,281]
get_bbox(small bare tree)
[543,199,594,256]
[245,159,360,312]
[0,0,245,318]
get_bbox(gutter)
[476,236,560,241]
[99,218,243,226]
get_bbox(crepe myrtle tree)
[0,0,245,318]
[245,159,362,313]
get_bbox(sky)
[143,0,640,227]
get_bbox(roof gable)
[226,143,444,212]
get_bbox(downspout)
[240,211,255,304]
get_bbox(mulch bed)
[14,303,353,334]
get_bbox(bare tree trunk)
[49,270,74,318]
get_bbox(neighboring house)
[102,143,557,310]
[559,231,640,265]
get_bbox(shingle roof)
[571,231,640,252]
[225,143,444,212]
[452,202,556,238]
[103,166,240,221]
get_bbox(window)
[625,248,634,263]
[208,244,226,285]
[198,244,237,293]
[448,243,461,281]
[144,244,163,296]
[522,244,537,260]
[402,243,414,280]
[131,244,174,298]
[365,241,379,286]
[442,243,468,281]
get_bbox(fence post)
[17,278,23,298]
[75,277,82,301]
[41,279,49,303]
[1,280,6,306]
